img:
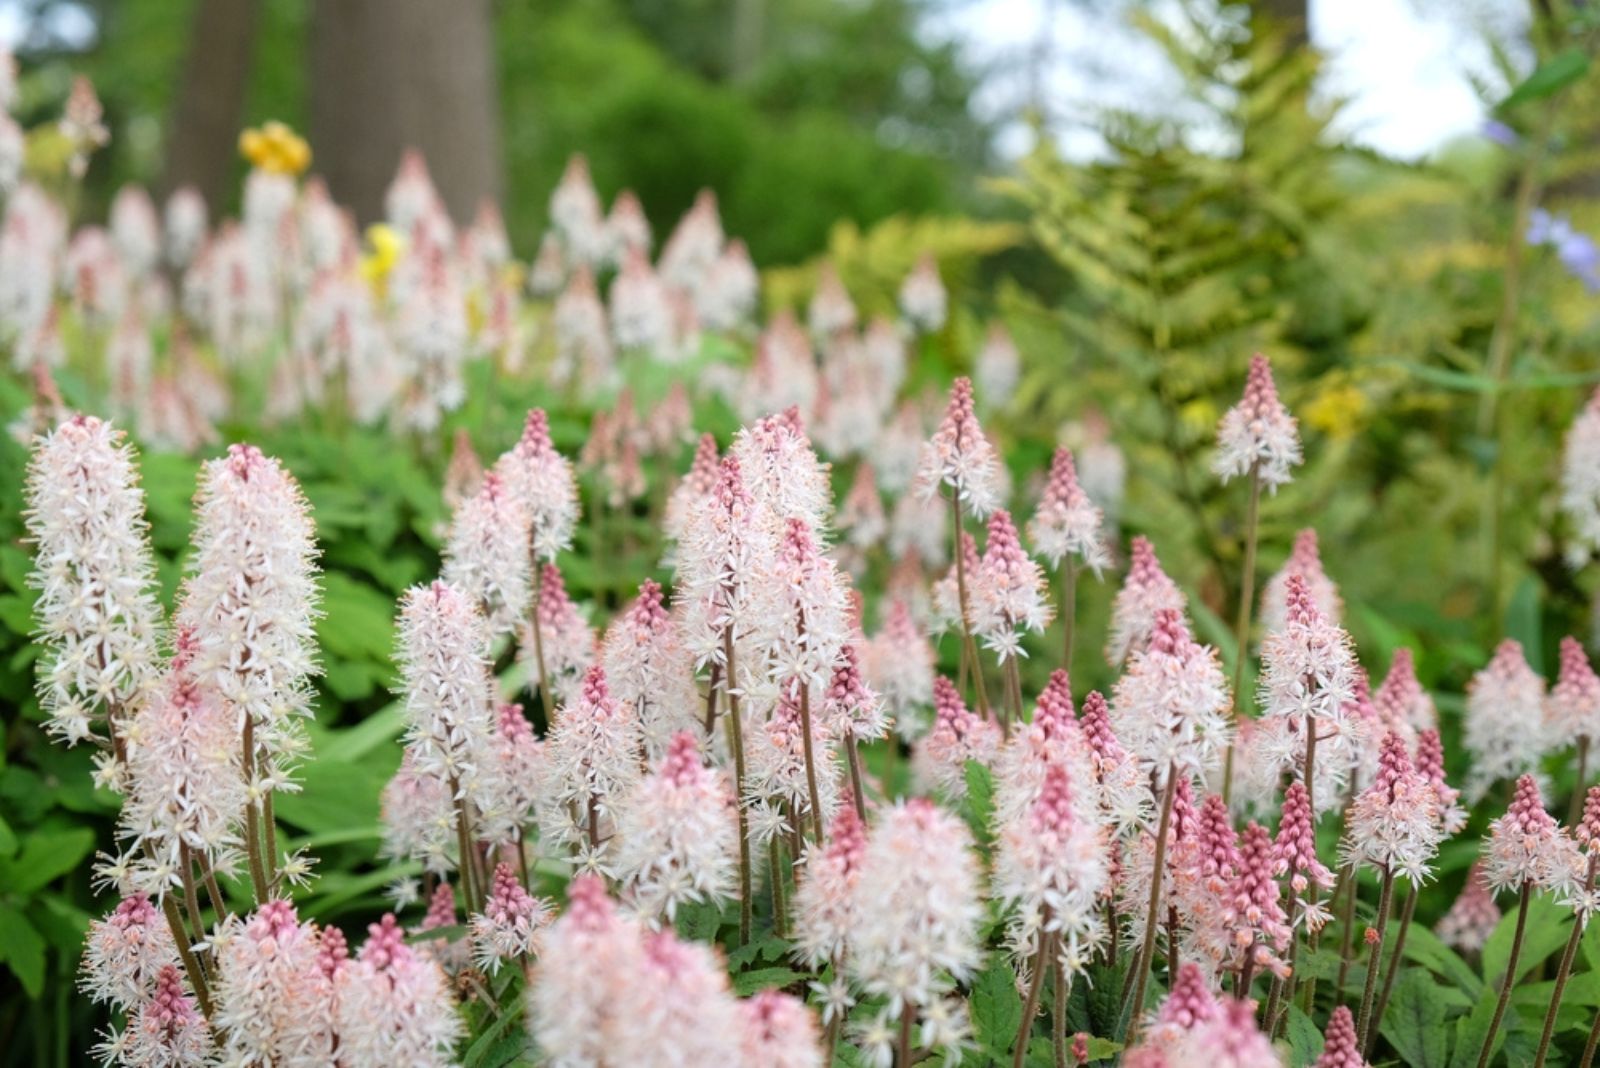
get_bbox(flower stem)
[950,491,996,732]
[1368,880,1418,1057]
[1222,466,1262,805]
[530,551,551,726]
[241,716,269,904]
[1061,562,1077,674]
[798,682,825,842]
[1356,865,1395,1051]
[1570,735,1591,826]
[723,626,753,946]
[1052,953,1068,1068]
[1014,930,1056,1068]
[768,836,788,938]
[846,734,868,820]
[898,1003,917,1068]
[450,776,479,913]
[1123,767,1178,1041]
[1334,863,1359,994]
[1583,1005,1600,1068]
[160,891,213,1018]
[1534,857,1598,1068]
[1476,880,1533,1068]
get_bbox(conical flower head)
[916,376,1001,517]
[1484,774,1579,894]
[1110,609,1232,782]
[611,927,743,1065]
[213,899,337,1065]
[1259,572,1357,732]
[1414,728,1466,835]
[1463,639,1548,801]
[23,414,164,749]
[863,598,934,736]
[793,803,869,966]
[522,562,596,707]
[1374,647,1434,739]
[1314,1006,1367,1068]
[732,407,832,534]
[664,432,720,545]
[973,508,1053,662]
[541,664,642,869]
[81,893,179,1010]
[898,252,946,333]
[615,731,739,921]
[1547,636,1600,748]
[1106,536,1187,665]
[494,408,579,561]
[470,862,552,973]
[1260,528,1341,633]
[1273,781,1333,897]
[823,642,889,742]
[602,579,700,758]
[531,875,644,1065]
[1213,354,1301,490]
[336,913,462,1068]
[1078,689,1152,832]
[1029,446,1110,574]
[117,964,213,1068]
[914,676,1001,799]
[396,581,497,810]
[739,990,823,1068]
[441,469,531,636]
[1435,860,1500,953]
[1342,732,1444,883]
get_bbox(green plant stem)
[1534,856,1598,1068]
[798,680,825,842]
[1052,953,1068,1068]
[768,836,788,938]
[178,846,208,954]
[950,491,996,732]
[450,777,479,913]
[160,892,213,1018]
[1123,767,1178,1041]
[1014,930,1056,1068]
[723,626,753,947]
[845,734,868,820]
[1583,1003,1600,1068]
[1334,864,1359,994]
[1367,880,1418,1057]
[898,1003,917,1068]
[1222,465,1263,804]
[1356,865,1395,1051]
[1477,881,1533,1068]
[241,717,269,903]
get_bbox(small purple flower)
[1482,118,1519,147]
[1528,208,1600,292]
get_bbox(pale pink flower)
[838,463,888,558]
[1213,353,1301,490]
[477,702,544,845]
[335,913,463,1067]
[108,964,213,1068]
[1260,528,1341,633]
[808,263,857,339]
[850,799,984,1016]
[612,928,743,1065]
[384,150,445,234]
[1079,689,1153,832]
[914,676,1002,799]
[916,377,1002,517]
[1341,732,1444,884]
[974,322,1021,410]
[81,894,179,1010]
[1106,536,1187,665]
[541,665,642,870]
[495,408,579,562]
[746,693,840,840]
[550,154,607,268]
[888,488,949,569]
[699,238,759,331]
[24,415,164,751]
[522,563,597,707]
[1219,821,1292,979]
[531,876,645,1065]
[553,267,616,387]
[864,598,936,742]
[732,408,833,535]
[1414,728,1467,835]
[1314,1005,1366,1068]
[604,189,652,266]
[1168,997,1279,1068]
[1484,774,1580,894]
[379,749,455,873]
[212,900,336,1065]
[663,432,720,549]
[602,580,701,757]
[993,671,1096,832]
[793,804,869,969]
[659,189,725,297]
[396,582,498,825]
[739,312,817,422]
[1373,648,1434,741]
[1028,447,1110,575]
[1561,387,1600,565]
[1435,861,1501,953]
[994,761,1109,977]
[675,454,774,684]
[898,253,946,333]
[1464,640,1548,801]
[529,231,566,296]
[875,399,927,494]
[119,632,248,892]
[930,530,981,635]
[60,76,108,178]
[470,862,552,973]
[823,643,890,744]
[110,186,161,278]
[1129,961,1217,1053]
[1547,635,1600,750]
[616,731,738,921]
[441,469,532,636]
[163,187,207,270]
[756,517,852,698]
[610,247,674,353]
[739,990,823,1068]
[1274,780,1334,903]
[973,508,1054,662]
[1111,609,1232,782]
[415,881,468,973]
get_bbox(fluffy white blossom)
[1213,354,1301,491]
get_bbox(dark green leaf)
[964,760,995,847]
[1483,894,1569,989]
[1285,1004,1323,1067]
[0,826,95,894]
[0,903,46,998]
[732,966,805,996]
[970,955,1023,1056]
[1382,969,1455,1068]
[1500,49,1590,111]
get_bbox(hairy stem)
[846,734,868,820]
[1014,930,1056,1068]
[1368,881,1418,1057]
[1123,768,1178,1041]
[950,491,996,732]
[241,716,269,903]
[1222,466,1263,804]
[1476,880,1533,1068]
[1356,865,1394,1051]
[798,682,825,842]
[723,627,753,946]
[1534,856,1597,1068]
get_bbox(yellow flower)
[360,224,406,296]
[1304,381,1369,439]
[239,121,312,176]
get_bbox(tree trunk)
[309,0,504,226]
[163,0,264,210]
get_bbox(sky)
[934,0,1529,160]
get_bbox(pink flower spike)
[1314,1005,1367,1068]
[336,913,462,1066]
[1261,528,1342,633]
[1106,536,1187,665]
[1580,786,1600,854]
[494,407,579,562]
[1414,728,1467,835]
[916,376,1002,517]
[1274,781,1334,898]
[974,508,1054,662]
[824,643,889,743]
[1464,640,1547,801]
[471,863,552,973]
[117,964,213,1068]
[1548,636,1600,750]
[1341,732,1444,884]
[81,893,179,1010]
[1213,353,1301,490]
[1028,446,1110,574]
[1435,861,1501,953]
[1110,608,1231,782]
[793,803,869,969]
[602,579,700,758]
[739,990,824,1068]
[615,730,738,921]
[1484,774,1579,895]
[913,676,1002,798]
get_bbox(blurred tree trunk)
[163,0,263,208]
[309,0,504,226]
[1252,0,1308,50]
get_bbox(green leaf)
[461,998,529,1068]
[963,760,995,847]
[0,811,16,857]
[1284,1004,1323,1067]
[1500,49,1590,111]
[1382,969,1455,1068]
[727,932,792,970]
[970,955,1023,1056]
[0,826,95,894]
[0,903,46,997]
[1451,990,1504,1068]
[732,967,805,996]
[1482,894,1570,989]
[1401,922,1484,999]
[1503,576,1541,667]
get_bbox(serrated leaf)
[732,967,805,996]
[1450,991,1503,1068]
[1382,969,1454,1068]
[1283,1004,1323,1067]
[964,760,995,847]
[970,955,1023,1055]
[462,999,527,1067]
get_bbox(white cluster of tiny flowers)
[972,509,1054,662]
[1111,609,1232,781]
[23,415,164,750]
[615,732,739,921]
[539,665,642,871]
[915,377,1002,518]
[600,579,702,758]
[1462,639,1549,802]
[493,408,579,562]
[1561,387,1600,566]
[1212,354,1302,490]
[441,469,532,637]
